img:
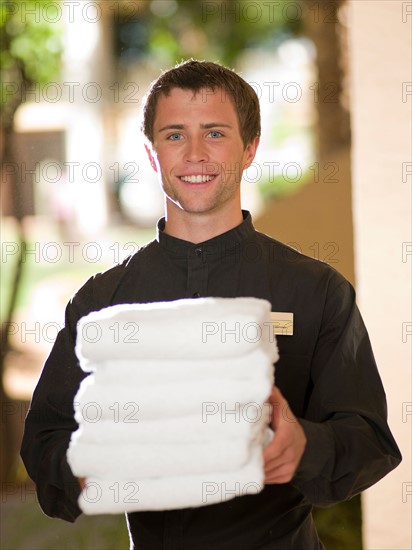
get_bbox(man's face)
[146,87,259,218]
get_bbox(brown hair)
[141,59,261,148]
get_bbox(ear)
[145,143,158,173]
[243,136,260,169]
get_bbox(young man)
[21,60,401,549]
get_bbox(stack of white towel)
[67,297,278,514]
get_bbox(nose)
[184,137,208,163]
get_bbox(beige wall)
[256,144,355,286]
[348,1,412,548]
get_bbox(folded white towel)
[70,298,278,514]
[68,436,262,479]
[78,447,265,514]
[70,406,271,446]
[84,348,275,384]
[75,297,278,365]
[73,376,273,423]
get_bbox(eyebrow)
[158,123,233,133]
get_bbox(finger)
[265,473,295,484]
[264,449,294,473]
[263,426,294,460]
[263,443,286,464]
[264,462,297,483]
[267,386,289,430]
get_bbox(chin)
[175,199,218,214]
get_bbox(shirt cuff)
[293,418,335,481]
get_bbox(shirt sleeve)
[20,277,95,522]
[292,278,402,506]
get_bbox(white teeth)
[180,175,214,183]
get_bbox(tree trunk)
[0,123,28,483]
[303,0,351,160]
[303,2,362,548]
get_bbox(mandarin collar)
[156,210,255,256]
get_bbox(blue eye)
[168,133,182,140]
[208,131,222,138]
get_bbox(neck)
[163,202,244,244]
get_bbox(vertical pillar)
[62,0,112,235]
[348,1,412,548]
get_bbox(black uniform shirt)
[21,211,401,550]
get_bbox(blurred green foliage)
[115,0,301,66]
[2,495,130,549]
[0,0,63,123]
[314,495,362,550]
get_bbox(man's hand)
[263,385,307,484]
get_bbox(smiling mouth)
[179,175,217,183]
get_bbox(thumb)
[267,385,284,431]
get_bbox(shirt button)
[195,247,202,256]
[192,292,200,298]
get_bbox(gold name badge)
[270,312,294,336]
